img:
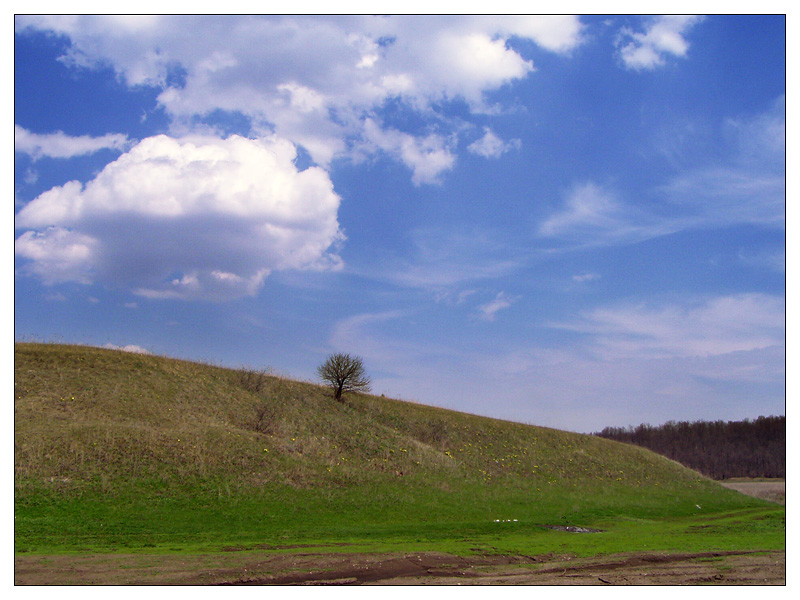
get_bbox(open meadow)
[14,343,785,585]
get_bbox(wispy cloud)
[478,291,519,321]
[316,290,784,432]
[468,292,785,431]
[329,310,408,356]
[477,342,784,432]
[551,293,785,360]
[658,168,784,228]
[340,293,785,433]
[538,97,785,250]
[381,227,523,291]
[327,309,459,378]
[538,182,671,247]
[737,249,785,273]
[657,94,786,229]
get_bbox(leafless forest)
[595,416,785,480]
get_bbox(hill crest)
[15,342,715,492]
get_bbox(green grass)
[14,342,784,558]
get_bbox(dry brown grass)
[720,480,785,505]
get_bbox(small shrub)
[235,368,271,394]
[417,419,449,447]
[253,401,279,435]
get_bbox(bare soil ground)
[14,549,785,585]
[719,480,785,505]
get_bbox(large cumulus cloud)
[15,134,343,300]
[14,15,585,299]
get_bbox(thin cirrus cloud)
[383,227,523,291]
[471,292,785,428]
[658,95,786,230]
[539,97,785,249]
[14,125,131,159]
[323,293,784,432]
[537,182,670,247]
[551,293,785,361]
[478,291,519,321]
[14,134,344,300]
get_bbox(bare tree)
[317,353,371,402]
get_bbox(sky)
[14,14,786,433]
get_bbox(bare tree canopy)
[317,353,371,402]
[595,416,785,480]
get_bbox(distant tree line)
[594,415,785,480]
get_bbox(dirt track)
[15,549,785,585]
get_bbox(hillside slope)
[14,343,766,553]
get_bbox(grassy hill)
[14,343,783,556]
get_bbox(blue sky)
[14,15,785,432]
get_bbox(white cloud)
[539,98,785,249]
[15,134,343,300]
[657,96,785,230]
[572,272,601,283]
[413,30,534,106]
[319,291,784,433]
[617,16,704,70]
[478,342,783,432]
[538,182,668,246]
[660,168,784,228]
[14,227,98,284]
[15,15,584,181]
[329,310,408,357]
[361,118,456,185]
[539,182,621,237]
[478,291,519,321]
[103,343,151,354]
[467,128,521,159]
[15,125,131,159]
[384,227,521,290]
[727,95,786,166]
[469,293,785,431]
[435,288,478,306]
[553,293,785,360]
[737,248,785,273]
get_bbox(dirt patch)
[720,480,785,505]
[15,549,785,585]
[541,525,603,533]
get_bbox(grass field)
[14,343,785,574]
